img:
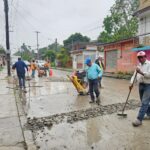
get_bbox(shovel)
[117,71,137,117]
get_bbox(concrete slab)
[0,117,24,146]
[34,109,150,150]
[27,93,92,118]
[0,95,17,118]
[0,146,24,150]
[101,77,139,105]
[25,75,139,118]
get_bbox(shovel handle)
[131,71,138,86]
[121,71,137,113]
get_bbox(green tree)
[47,43,62,52]
[39,42,62,59]
[44,50,56,62]
[56,48,71,67]
[14,43,34,61]
[98,0,139,43]
[63,33,90,51]
[0,45,5,54]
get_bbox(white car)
[24,60,30,66]
[37,60,46,68]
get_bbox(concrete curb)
[13,81,37,150]
[51,67,73,72]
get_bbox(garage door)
[106,50,118,69]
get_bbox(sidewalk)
[52,67,132,80]
[0,67,36,150]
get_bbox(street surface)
[1,68,150,150]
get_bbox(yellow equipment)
[67,75,87,95]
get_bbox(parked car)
[24,60,30,66]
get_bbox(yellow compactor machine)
[67,71,88,95]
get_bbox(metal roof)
[132,46,150,51]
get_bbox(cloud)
[0,0,115,53]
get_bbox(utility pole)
[3,0,11,76]
[35,31,40,60]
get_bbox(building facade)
[136,0,150,45]
[102,38,139,73]
[70,43,100,70]
[132,0,150,57]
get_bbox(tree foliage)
[14,43,34,61]
[56,48,71,67]
[63,33,90,51]
[0,45,5,54]
[98,0,139,43]
[44,50,56,62]
[39,42,62,61]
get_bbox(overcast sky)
[0,0,115,53]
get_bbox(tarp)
[132,46,150,52]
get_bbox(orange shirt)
[44,62,50,68]
[31,63,37,70]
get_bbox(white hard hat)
[137,51,146,57]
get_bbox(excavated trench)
[26,99,140,131]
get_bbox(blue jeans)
[32,70,35,78]
[137,83,150,121]
[18,75,25,88]
[89,79,100,100]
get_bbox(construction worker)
[44,60,51,76]
[31,60,37,78]
[12,57,28,89]
[95,55,105,88]
[130,51,150,127]
[85,58,103,104]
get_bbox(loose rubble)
[45,77,70,82]
[25,99,140,131]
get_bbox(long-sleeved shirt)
[95,59,105,71]
[131,60,150,84]
[86,63,103,80]
[12,60,28,76]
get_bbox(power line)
[15,1,42,23]
[12,4,53,43]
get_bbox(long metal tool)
[117,71,138,117]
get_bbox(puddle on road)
[33,109,150,150]
[23,81,91,118]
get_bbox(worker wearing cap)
[12,57,28,89]
[85,58,103,104]
[130,51,150,127]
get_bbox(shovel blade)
[117,113,127,117]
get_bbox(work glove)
[129,84,133,91]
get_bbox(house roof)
[72,41,98,46]
[97,37,138,47]
[132,46,150,52]
[70,49,96,54]
[133,6,150,16]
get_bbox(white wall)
[71,50,101,70]
[83,51,97,69]
[72,55,77,70]
[139,10,150,45]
